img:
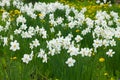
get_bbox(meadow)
[0,0,120,80]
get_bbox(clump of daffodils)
[0,0,119,67]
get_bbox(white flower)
[96,0,100,4]
[0,25,3,32]
[65,57,76,67]
[67,16,73,22]
[32,39,40,47]
[103,29,114,39]
[21,31,31,38]
[29,43,34,49]
[42,54,48,63]
[80,48,93,57]
[39,27,47,39]
[115,27,120,38]
[20,23,27,30]
[67,46,79,56]
[75,35,83,43]
[81,7,87,13]
[22,54,30,64]
[108,20,113,26]
[100,3,104,5]
[57,31,62,37]
[16,15,26,26]
[106,49,115,57]
[50,27,55,33]
[2,12,9,21]
[109,39,116,47]
[37,49,48,63]
[56,17,64,25]
[3,37,8,46]
[10,40,20,51]
[48,49,55,56]
[22,51,34,64]
[68,21,76,29]
[103,0,107,3]
[109,4,112,7]
[102,39,109,47]
[81,28,91,36]
[38,49,45,58]
[93,39,102,48]
[61,37,71,49]
[10,35,13,41]
[110,11,118,19]
[14,29,22,35]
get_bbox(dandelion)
[76,29,80,33]
[99,57,105,62]
[104,72,108,76]
[14,10,21,15]
[10,57,17,60]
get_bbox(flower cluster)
[0,0,119,67]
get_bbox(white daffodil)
[0,25,3,32]
[10,40,20,51]
[10,35,13,41]
[80,48,93,57]
[106,49,115,57]
[16,15,26,26]
[32,39,40,47]
[22,51,34,64]
[38,49,45,58]
[109,39,116,47]
[22,54,31,64]
[75,35,83,43]
[67,46,79,56]
[42,54,48,63]
[65,57,76,67]
[93,39,102,49]
[3,37,8,46]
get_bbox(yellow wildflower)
[99,57,105,62]
[110,77,115,80]
[0,9,5,13]
[14,10,21,15]
[10,57,17,60]
[38,13,43,16]
[76,29,80,33]
[104,72,108,76]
